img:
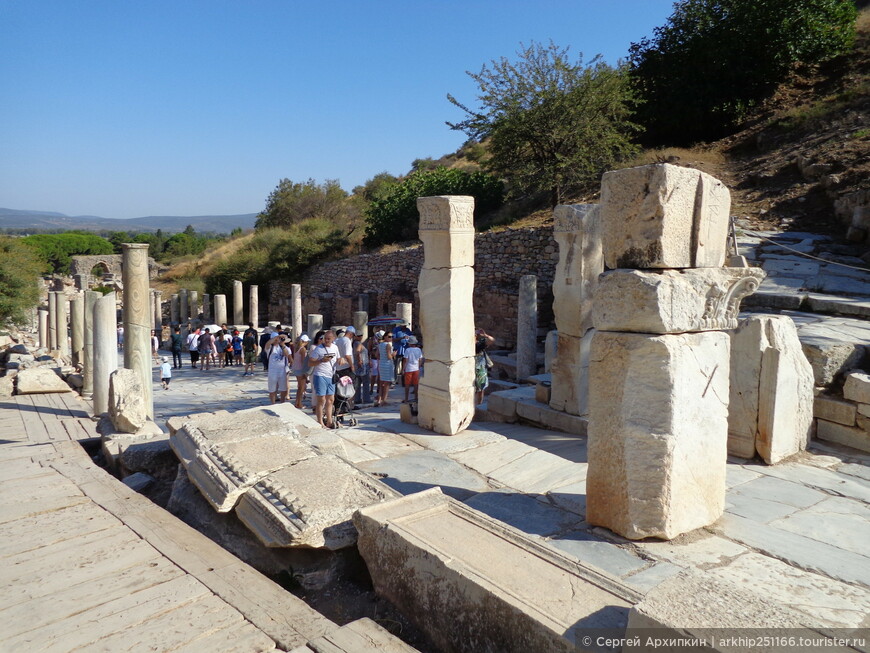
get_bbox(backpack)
[243,332,256,352]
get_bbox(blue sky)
[0,1,676,219]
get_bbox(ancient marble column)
[170,294,179,325]
[122,243,153,419]
[214,294,228,325]
[249,285,259,328]
[396,302,413,331]
[291,284,302,339]
[516,275,537,381]
[38,308,48,349]
[83,290,99,399]
[153,290,163,332]
[70,294,85,367]
[202,293,210,321]
[48,292,58,351]
[179,289,189,326]
[233,280,244,325]
[93,292,118,415]
[55,293,69,357]
[353,311,369,341]
[416,195,476,436]
[307,314,323,337]
[189,290,199,322]
[549,204,603,416]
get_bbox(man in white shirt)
[308,330,346,429]
[402,336,424,403]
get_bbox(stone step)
[486,386,588,437]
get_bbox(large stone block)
[587,331,729,540]
[593,267,764,334]
[417,359,476,436]
[417,267,475,363]
[15,366,72,394]
[800,337,865,387]
[354,488,639,653]
[548,331,592,416]
[600,163,730,269]
[729,315,814,463]
[417,195,475,269]
[235,453,399,549]
[108,368,147,433]
[552,204,602,338]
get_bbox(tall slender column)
[291,284,302,339]
[396,302,413,331]
[93,292,118,415]
[170,294,179,324]
[55,293,69,357]
[48,291,58,351]
[233,280,244,325]
[516,275,538,381]
[83,290,99,399]
[214,294,228,325]
[153,290,163,332]
[189,290,199,321]
[70,294,85,367]
[307,314,323,337]
[202,293,210,321]
[179,289,189,326]
[353,311,369,341]
[38,308,48,349]
[122,244,153,419]
[249,285,259,328]
[416,195,476,435]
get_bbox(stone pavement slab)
[769,496,870,556]
[335,427,424,459]
[463,490,582,537]
[724,491,803,523]
[448,438,536,476]
[485,448,585,495]
[357,448,491,500]
[727,474,827,509]
[547,536,648,578]
[748,460,870,503]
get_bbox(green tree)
[448,41,638,205]
[352,172,400,203]
[255,178,353,230]
[629,0,857,145]
[0,237,43,326]
[363,166,503,248]
[22,233,114,275]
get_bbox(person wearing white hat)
[291,334,311,409]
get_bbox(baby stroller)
[333,373,357,427]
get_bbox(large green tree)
[22,232,114,275]
[255,178,357,230]
[629,0,857,145]
[448,41,638,205]
[0,237,43,326]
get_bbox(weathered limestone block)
[417,267,475,363]
[587,330,730,540]
[417,195,475,269]
[417,359,476,436]
[600,163,731,269]
[799,337,865,387]
[729,315,814,463]
[552,204,602,338]
[548,330,593,416]
[843,371,870,404]
[516,274,538,380]
[594,267,764,334]
[235,453,399,550]
[108,368,148,433]
[0,375,15,397]
[354,488,639,653]
[15,367,72,394]
[816,419,870,453]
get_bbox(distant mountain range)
[0,208,258,234]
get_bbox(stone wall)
[70,254,160,281]
[268,226,558,347]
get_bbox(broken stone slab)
[625,570,837,652]
[600,163,730,269]
[0,376,13,398]
[301,618,420,653]
[799,337,866,387]
[108,368,148,433]
[122,471,155,492]
[587,330,730,540]
[548,330,592,416]
[354,488,640,653]
[593,267,764,334]
[728,315,814,464]
[15,366,72,394]
[843,370,870,403]
[235,453,400,549]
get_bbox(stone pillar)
[48,292,58,351]
[249,285,259,328]
[549,204,603,416]
[83,290,99,399]
[170,294,179,325]
[358,293,369,313]
[516,275,537,381]
[396,302,413,331]
[38,308,48,349]
[70,294,85,367]
[73,274,89,290]
[307,314,323,337]
[121,243,154,419]
[586,163,757,541]
[55,293,69,357]
[291,284,302,339]
[416,195,476,436]
[189,290,199,322]
[353,311,369,341]
[202,293,210,321]
[93,292,118,416]
[214,294,228,325]
[179,289,189,326]
[233,280,244,325]
[153,290,162,332]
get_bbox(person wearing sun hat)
[291,333,311,409]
